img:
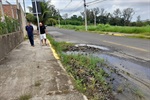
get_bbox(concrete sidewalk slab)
[0,36,87,100]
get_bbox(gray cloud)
[7,0,149,21]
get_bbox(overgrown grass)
[60,24,150,37]
[17,94,32,100]
[34,81,41,87]
[47,35,114,100]
[47,35,74,55]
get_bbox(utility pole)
[34,0,41,45]
[16,0,19,9]
[83,0,87,31]
[0,0,5,21]
[58,10,60,28]
[93,10,96,26]
[16,0,19,19]
[23,0,26,16]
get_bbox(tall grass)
[60,24,150,35]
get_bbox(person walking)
[25,22,34,47]
[38,22,47,45]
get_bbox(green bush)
[60,20,83,25]
[46,18,57,26]
[0,16,19,35]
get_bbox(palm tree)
[26,1,60,24]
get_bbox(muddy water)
[95,54,150,85]
[65,44,150,100]
[94,53,150,100]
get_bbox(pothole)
[64,44,150,100]
[75,44,109,51]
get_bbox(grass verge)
[47,35,114,100]
[59,25,150,39]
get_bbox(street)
[48,26,150,100]
[47,27,150,62]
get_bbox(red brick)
[0,4,17,19]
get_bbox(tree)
[113,8,121,18]
[97,8,108,24]
[99,8,106,16]
[77,16,83,21]
[136,15,143,26]
[81,9,92,24]
[46,18,57,26]
[122,8,135,26]
[26,1,60,24]
[137,15,141,22]
[26,13,36,24]
[62,13,68,25]
[92,7,100,25]
[109,8,123,26]
[71,15,78,20]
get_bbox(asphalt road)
[47,27,150,61]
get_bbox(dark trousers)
[28,35,34,46]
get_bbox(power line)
[60,0,72,11]
[87,0,107,6]
[86,0,99,4]
[65,0,83,16]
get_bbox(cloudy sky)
[4,0,150,21]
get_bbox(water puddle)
[95,54,150,84]
[65,44,150,100]
[75,44,109,51]
[95,53,150,100]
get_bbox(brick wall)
[2,4,17,19]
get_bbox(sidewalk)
[0,36,87,100]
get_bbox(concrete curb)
[107,33,124,36]
[47,39,60,60]
[107,33,150,39]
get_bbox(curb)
[108,33,124,36]
[107,33,150,39]
[47,39,60,60]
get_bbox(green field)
[59,24,150,39]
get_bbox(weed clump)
[17,94,32,100]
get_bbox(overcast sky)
[4,0,150,21]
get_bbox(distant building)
[0,4,17,19]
